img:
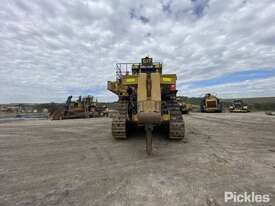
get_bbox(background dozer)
[229,99,249,113]
[49,96,108,120]
[176,96,192,114]
[200,93,222,113]
[107,57,185,155]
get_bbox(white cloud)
[0,0,275,103]
[180,76,275,98]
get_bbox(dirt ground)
[0,112,274,206]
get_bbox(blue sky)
[188,69,275,89]
[0,0,275,103]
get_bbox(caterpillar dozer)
[229,99,249,113]
[176,96,192,114]
[49,96,108,120]
[200,93,222,113]
[107,57,185,155]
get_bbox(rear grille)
[206,101,217,108]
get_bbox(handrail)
[115,62,161,79]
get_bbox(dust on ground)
[0,112,274,206]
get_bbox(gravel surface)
[0,112,274,206]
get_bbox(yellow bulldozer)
[229,99,249,113]
[200,93,223,113]
[49,96,108,120]
[176,96,192,114]
[107,57,185,155]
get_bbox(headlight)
[229,106,233,109]
[243,106,248,109]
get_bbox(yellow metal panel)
[107,81,117,94]
[154,64,160,69]
[151,73,161,102]
[161,114,170,121]
[132,114,139,122]
[163,77,172,82]
[138,100,161,113]
[137,73,147,102]
[107,81,128,96]
[126,78,135,83]
[137,73,161,115]
[161,74,176,84]
[122,76,138,85]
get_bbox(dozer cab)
[229,99,249,113]
[200,93,222,113]
[107,57,185,155]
